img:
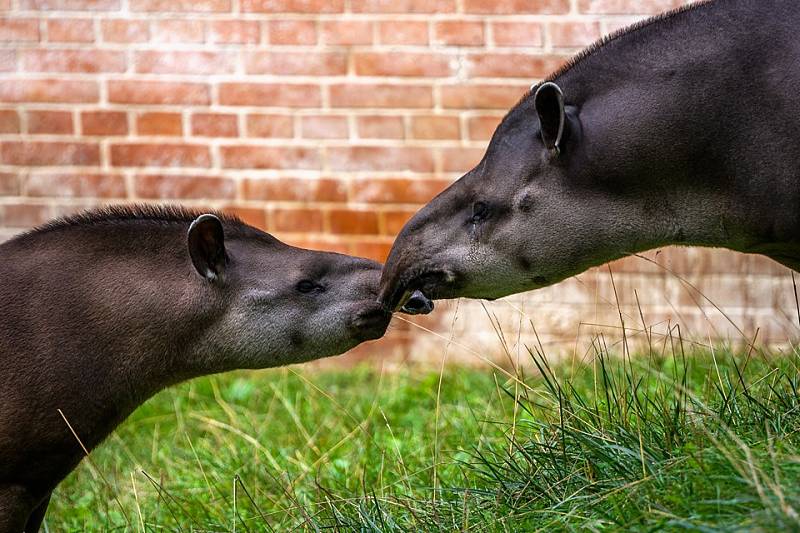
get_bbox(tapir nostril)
[400,290,434,315]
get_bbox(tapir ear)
[534,82,566,154]
[188,214,226,281]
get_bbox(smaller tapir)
[0,205,426,532]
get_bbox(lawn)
[46,342,800,531]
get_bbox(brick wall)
[1,0,797,363]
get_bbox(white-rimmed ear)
[534,82,566,155]
[188,214,226,281]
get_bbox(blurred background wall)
[0,0,797,364]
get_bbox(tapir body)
[380,0,800,309]
[0,205,396,532]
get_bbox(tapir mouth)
[350,306,392,340]
[382,268,459,312]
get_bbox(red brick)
[270,207,324,232]
[441,84,527,109]
[246,114,294,138]
[578,0,682,14]
[21,50,126,73]
[0,0,8,9]
[242,0,343,12]
[245,51,346,76]
[351,240,391,262]
[82,111,127,135]
[130,0,230,11]
[192,113,238,137]
[321,20,373,45]
[27,110,73,134]
[328,209,379,235]
[109,81,209,105]
[0,110,20,133]
[0,19,39,41]
[152,20,204,43]
[467,53,566,78]
[464,0,569,14]
[243,177,346,202]
[328,146,433,172]
[224,206,266,230]
[101,19,149,42]
[219,83,320,107]
[352,0,454,12]
[434,21,484,46]
[283,237,349,255]
[135,51,235,75]
[410,115,459,139]
[1,203,50,227]
[467,114,502,140]
[25,173,126,198]
[354,52,453,77]
[549,22,602,47]
[0,50,13,72]
[47,19,94,42]
[377,21,428,45]
[0,173,19,195]
[441,146,484,173]
[135,174,236,199]
[301,115,348,139]
[382,208,416,235]
[221,145,320,170]
[208,20,259,44]
[0,79,99,103]
[266,20,316,45]
[1,141,99,166]
[351,178,449,203]
[356,115,404,139]
[137,112,182,136]
[330,84,432,108]
[19,0,119,9]
[111,143,210,168]
[491,22,543,47]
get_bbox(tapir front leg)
[23,493,50,533]
[0,484,36,533]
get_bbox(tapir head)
[186,214,418,368]
[379,81,675,310]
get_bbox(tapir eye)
[471,201,490,223]
[296,280,324,293]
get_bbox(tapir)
[0,205,430,532]
[379,0,800,311]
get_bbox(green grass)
[46,342,800,531]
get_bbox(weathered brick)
[24,173,126,198]
[136,112,182,136]
[242,0,343,12]
[270,207,324,232]
[111,143,210,167]
[0,50,14,72]
[301,115,348,139]
[266,20,316,45]
[219,83,320,107]
[208,20,259,44]
[243,177,347,202]
[549,21,602,47]
[434,21,484,46]
[441,84,527,109]
[330,84,432,108]
[135,51,235,75]
[0,110,20,133]
[21,49,126,73]
[221,145,320,169]
[1,203,50,227]
[328,146,434,172]
[19,0,119,10]
[466,53,567,78]
[151,20,204,43]
[464,0,569,14]
[224,206,266,230]
[351,240,392,262]
[0,79,99,103]
[382,208,416,235]
[109,81,210,105]
[440,146,484,172]
[192,113,238,137]
[27,110,73,134]
[578,0,682,14]
[352,0,454,12]
[0,19,39,41]
[410,115,459,139]
[328,209,379,235]
[0,141,99,166]
[376,21,428,45]
[47,19,94,42]
[321,20,373,45]
[354,52,453,77]
[245,51,346,76]
[135,174,236,199]
[351,178,449,203]
[101,19,149,42]
[0,173,19,195]
[491,22,543,47]
[82,111,127,136]
[246,114,294,138]
[356,115,404,139]
[130,0,230,12]
[467,114,502,140]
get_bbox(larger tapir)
[0,205,428,532]
[379,0,800,311]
